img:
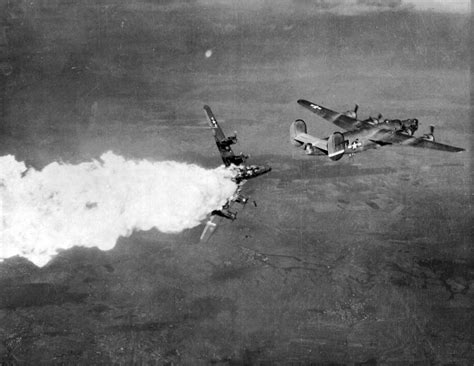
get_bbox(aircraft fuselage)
[340,118,418,154]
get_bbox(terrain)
[0,1,472,364]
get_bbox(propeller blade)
[354,104,359,114]
[377,113,383,120]
[430,125,434,135]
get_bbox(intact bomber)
[291,99,465,160]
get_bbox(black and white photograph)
[0,0,471,364]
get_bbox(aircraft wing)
[400,136,465,152]
[371,130,465,152]
[293,132,328,152]
[297,99,362,131]
[203,105,247,167]
[204,104,226,142]
[199,183,247,242]
[200,214,222,242]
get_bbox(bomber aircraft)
[291,99,465,161]
[200,105,271,242]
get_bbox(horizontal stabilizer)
[291,132,327,153]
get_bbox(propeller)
[377,113,383,121]
[423,125,435,141]
[345,104,359,119]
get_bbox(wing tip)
[297,99,311,106]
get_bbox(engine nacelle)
[221,134,238,146]
[225,152,247,167]
[290,119,307,146]
[327,132,346,161]
[345,104,359,120]
[399,118,418,135]
[422,125,435,141]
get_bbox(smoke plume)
[0,152,238,267]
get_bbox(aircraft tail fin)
[327,132,346,160]
[290,119,327,155]
[290,119,308,146]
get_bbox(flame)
[0,152,238,267]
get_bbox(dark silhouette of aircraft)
[291,99,465,161]
[200,105,271,242]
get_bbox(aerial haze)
[0,0,472,364]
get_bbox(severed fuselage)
[200,105,271,242]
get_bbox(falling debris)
[0,152,238,267]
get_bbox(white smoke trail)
[0,152,238,267]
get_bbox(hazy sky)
[197,0,470,13]
[408,0,470,12]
